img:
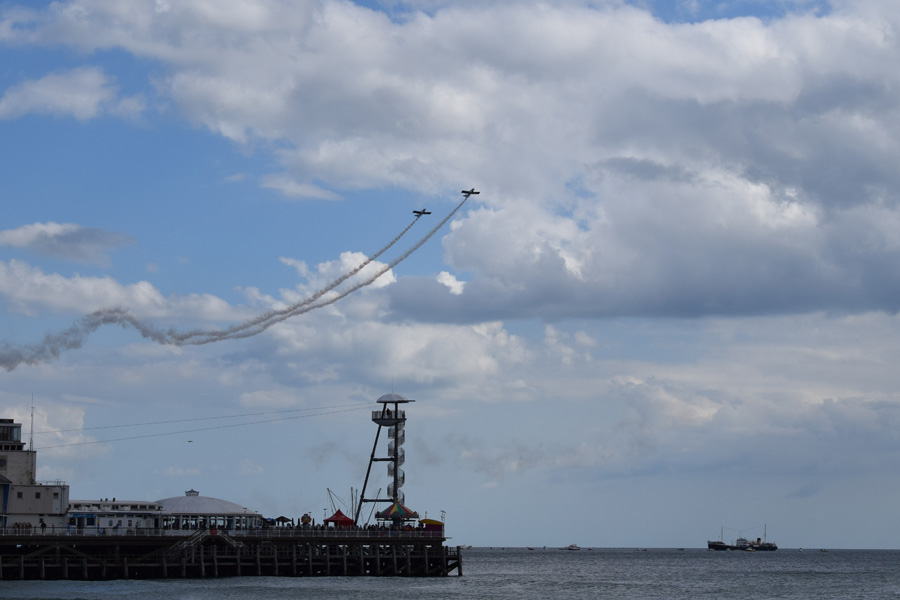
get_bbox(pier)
[0,528,462,579]
[1,394,462,580]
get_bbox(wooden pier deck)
[0,529,462,580]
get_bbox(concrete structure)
[0,419,69,531]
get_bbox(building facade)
[0,418,70,530]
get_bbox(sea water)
[2,547,899,599]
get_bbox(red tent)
[324,509,354,529]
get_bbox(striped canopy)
[375,501,419,520]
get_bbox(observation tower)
[354,393,414,526]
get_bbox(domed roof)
[156,490,260,516]
[377,393,413,403]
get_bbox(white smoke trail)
[181,194,470,345]
[0,196,470,369]
[172,216,421,343]
[0,308,171,371]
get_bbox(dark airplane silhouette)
[413,209,432,217]
[461,188,480,198]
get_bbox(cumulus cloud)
[0,222,134,264]
[4,399,103,459]
[436,271,464,295]
[279,250,398,300]
[2,2,899,320]
[269,314,530,386]
[0,67,143,120]
[0,259,236,318]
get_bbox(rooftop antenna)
[29,394,34,451]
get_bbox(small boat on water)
[564,544,581,551]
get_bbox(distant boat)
[564,544,581,551]
[708,536,777,551]
[708,525,777,552]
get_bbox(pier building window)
[35,492,41,499]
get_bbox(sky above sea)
[2,0,900,549]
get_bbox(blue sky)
[3,0,900,549]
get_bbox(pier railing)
[236,528,446,540]
[0,526,445,540]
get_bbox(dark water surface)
[2,547,899,599]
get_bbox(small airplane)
[412,208,432,217]
[461,188,480,198]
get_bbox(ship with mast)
[708,525,778,551]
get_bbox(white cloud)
[4,4,898,322]
[260,175,342,201]
[0,67,143,120]
[0,259,236,318]
[436,271,464,294]
[0,222,134,264]
[279,251,397,301]
[4,399,104,460]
